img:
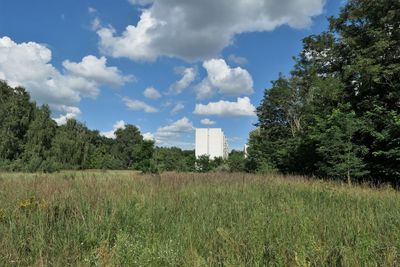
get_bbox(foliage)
[195,155,212,172]
[227,150,245,172]
[194,155,228,173]
[0,81,155,172]
[310,105,369,183]
[0,82,34,164]
[248,0,400,184]
[153,147,195,172]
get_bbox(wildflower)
[19,196,45,210]
[19,199,31,210]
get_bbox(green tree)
[227,150,245,172]
[0,82,34,166]
[330,0,400,182]
[195,155,212,173]
[50,119,95,169]
[22,105,56,171]
[154,147,183,171]
[250,0,400,184]
[152,147,196,172]
[311,106,369,184]
[113,125,143,168]
[133,140,156,172]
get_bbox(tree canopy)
[0,81,154,172]
[247,0,400,185]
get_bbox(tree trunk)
[347,169,352,186]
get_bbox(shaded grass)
[0,171,400,266]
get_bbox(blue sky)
[0,0,343,150]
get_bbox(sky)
[0,0,343,150]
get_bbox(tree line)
[246,0,400,185]
[0,81,246,173]
[0,80,155,172]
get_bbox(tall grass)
[0,171,399,266]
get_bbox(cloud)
[143,86,161,99]
[128,0,154,6]
[53,105,81,125]
[200,118,216,125]
[228,54,248,65]
[97,0,325,61]
[88,7,97,14]
[154,117,194,143]
[88,7,102,31]
[91,17,102,31]
[100,120,126,138]
[195,59,253,99]
[169,67,196,94]
[171,102,184,114]
[194,97,256,117]
[63,55,132,87]
[143,132,155,141]
[123,96,158,112]
[161,101,172,108]
[0,36,129,122]
[195,81,214,100]
[144,117,195,148]
[97,11,158,61]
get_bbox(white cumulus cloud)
[200,118,216,125]
[154,117,194,143]
[123,96,158,113]
[143,86,161,99]
[143,117,195,148]
[171,102,184,114]
[97,11,158,61]
[88,7,97,14]
[128,0,154,6]
[228,54,248,65]
[194,97,256,117]
[52,105,82,125]
[63,55,132,87]
[0,36,130,122]
[169,67,196,95]
[97,0,326,61]
[143,132,155,141]
[100,120,126,139]
[195,59,253,99]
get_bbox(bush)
[195,155,212,172]
[137,160,159,174]
[257,160,277,174]
[213,164,230,172]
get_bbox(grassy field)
[0,171,400,266]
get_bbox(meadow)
[0,171,400,266]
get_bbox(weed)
[0,171,399,266]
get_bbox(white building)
[244,144,249,158]
[195,128,229,160]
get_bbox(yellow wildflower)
[19,199,31,210]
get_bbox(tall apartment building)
[195,128,229,160]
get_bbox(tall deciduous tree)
[22,105,56,171]
[329,0,400,182]
[249,0,400,184]
[113,125,143,168]
[0,82,34,163]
